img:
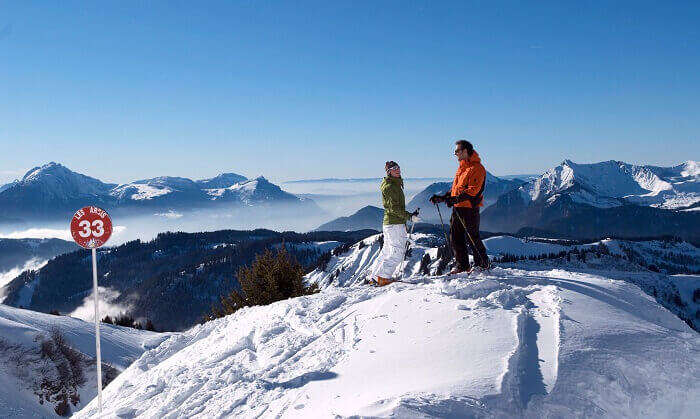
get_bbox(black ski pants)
[450,207,489,270]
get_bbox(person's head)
[454,140,474,161]
[385,161,401,178]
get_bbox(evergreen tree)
[211,248,319,319]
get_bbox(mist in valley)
[0,178,449,245]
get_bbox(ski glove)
[410,208,420,222]
[429,193,450,204]
[446,193,482,208]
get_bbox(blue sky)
[1,1,698,184]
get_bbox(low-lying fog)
[0,178,449,245]
[282,177,449,218]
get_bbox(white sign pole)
[91,247,103,414]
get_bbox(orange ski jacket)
[450,151,486,208]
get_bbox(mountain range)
[481,160,699,241]
[0,162,319,223]
[313,159,699,241]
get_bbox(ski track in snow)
[73,263,699,419]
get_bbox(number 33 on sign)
[70,206,113,249]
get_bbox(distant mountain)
[204,176,304,205]
[0,162,116,219]
[0,180,19,193]
[316,206,384,231]
[482,160,700,241]
[195,172,247,189]
[406,172,525,223]
[111,176,208,208]
[0,163,319,223]
[517,159,698,209]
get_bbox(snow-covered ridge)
[75,266,699,418]
[66,231,699,417]
[520,159,699,209]
[13,162,115,199]
[0,304,169,417]
[195,172,247,189]
[205,176,299,204]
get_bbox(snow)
[0,305,169,370]
[520,159,699,209]
[680,160,698,178]
[17,162,114,197]
[74,264,699,418]
[205,177,267,203]
[112,183,173,200]
[0,304,170,417]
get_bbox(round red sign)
[70,206,113,249]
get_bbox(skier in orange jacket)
[430,140,490,273]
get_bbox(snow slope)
[0,305,169,370]
[0,304,170,417]
[76,265,698,417]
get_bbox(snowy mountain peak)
[0,180,19,193]
[21,161,63,182]
[196,172,247,189]
[522,159,698,209]
[110,176,202,201]
[13,162,115,198]
[680,160,698,178]
[202,175,301,205]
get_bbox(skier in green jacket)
[372,161,419,286]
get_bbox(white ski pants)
[373,224,408,279]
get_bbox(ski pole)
[452,208,490,269]
[435,203,451,252]
[398,215,417,279]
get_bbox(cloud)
[0,228,72,241]
[0,225,127,241]
[0,258,48,301]
[69,287,131,322]
[154,210,183,219]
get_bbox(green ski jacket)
[380,176,411,225]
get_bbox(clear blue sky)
[1,0,698,184]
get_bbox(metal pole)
[91,248,103,414]
[435,204,451,252]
